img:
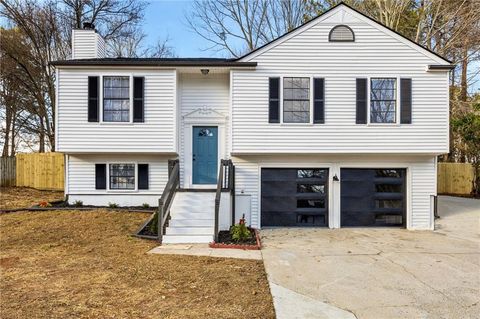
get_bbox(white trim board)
[182,109,228,188]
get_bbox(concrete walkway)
[148,244,262,260]
[261,196,480,319]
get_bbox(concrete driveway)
[261,196,480,319]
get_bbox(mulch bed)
[49,200,157,211]
[210,228,261,250]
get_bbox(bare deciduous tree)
[0,0,151,153]
[186,0,271,57]
[109,27,176,58]
[260,0,310,43]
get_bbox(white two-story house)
[53,3,452,243]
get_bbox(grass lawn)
[0,189,275,319]
[0,187,64,209]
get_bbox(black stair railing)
[214,159,236,242]
[157,159,180,243]
[134,159,179,241]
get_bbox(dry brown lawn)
[0,190,275,319]
[1,187,64,209]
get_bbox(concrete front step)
[169,219,214,227]
[170,205,215,214]
[165,226,214,235]
[170,212,213,220]
[162,235,213,244]
[163,191,216,244]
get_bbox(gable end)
[238,2,451,65]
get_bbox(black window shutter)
[269,77,280,123]
[95,164,106,189]
[313,78,325,124]
[88,76,99,122]
[400,78,412,124]
[133,77,145,122]
[356,78,367,124]
[138,164,149,190]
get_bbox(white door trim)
[183,107,228,188]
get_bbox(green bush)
[73,200,83,207]
[148,212,158,235]
[230,215,251,242]
[108,202,119,208]
[142,203,150,208]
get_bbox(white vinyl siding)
[232,154,436,230]
[67,154,169,207]
[71,29,105,59]
[178,73,230,186]
[232,7,449,154]
[56,68,176,153]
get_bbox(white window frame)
[100,75,134,124]
[367,76,401,126]
[279,75,314,125]
[106,161,138,192]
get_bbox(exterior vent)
[329,25,355,42]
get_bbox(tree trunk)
[2,125,10,157]
[38,116,45,153]
[460,47,468,102]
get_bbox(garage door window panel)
[297,199,325,209]
[297,169,325,179]
[375,184,402,193]
[297,184,325,194]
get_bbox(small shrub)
[73,200,83,207]
[148,211,159,235]
[108,202,119,208]
[230,214,251,242]
[38,201,52,208]
[142,203,150,208]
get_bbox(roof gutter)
[50,60,257,68]
[427,64,456,71]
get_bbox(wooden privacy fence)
[16,153,65,191]
[437,162,475,195]
[1,157,16,187]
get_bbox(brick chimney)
[71,22,106,59]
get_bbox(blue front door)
[192,126,218,184]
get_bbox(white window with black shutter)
[103,76,131,122]
[87,75,145,123]
[94,162,149,191]
[356,77,412,125]
[268,76,325,124]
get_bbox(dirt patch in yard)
[0,187,64,209]
[0,210,275,319]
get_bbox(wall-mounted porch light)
[333,174,339,182]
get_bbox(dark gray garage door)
[341,168,406,227]
[261,168,329,227]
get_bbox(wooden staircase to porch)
[135,159,235,244]
[162,191,216,243]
